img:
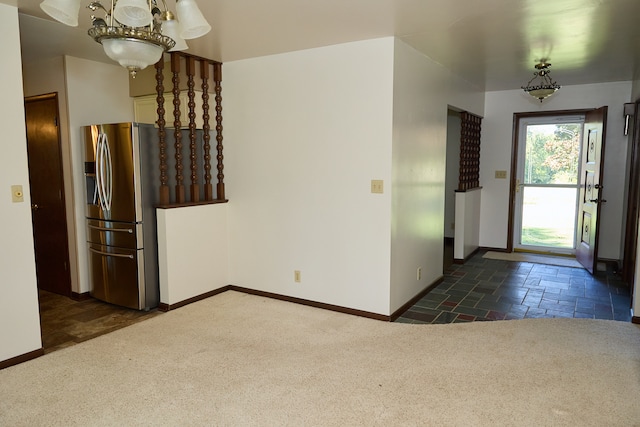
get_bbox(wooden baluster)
[186,56,199,202]
[214,62,225,200]
[201,60,213,201]
[155,59,170,205]
[458,112,482,191]
[172,53,185,204]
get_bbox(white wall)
[389,39,484,313]
[454,190,482,259]
[224,38,395,315]
[0,4,42,363]
[65,57,134,293]
[157,204,229,305]
[445,111,461,239]
[482,82,632,260]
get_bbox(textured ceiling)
[8,0,640,91]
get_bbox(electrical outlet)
[294,270,301,283]
[371,180,384,194]
[495,170,507,179]
[417,267,422,281]
[11,185,24,203]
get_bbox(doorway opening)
[508,108,608,274]
[24,93,72,297]
[513,115,584,255]
[444,109,461,270]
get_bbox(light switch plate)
[495,170,507,179]
[11,185,24,203]
[371,180,384,194]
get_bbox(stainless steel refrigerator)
[83,122,160,310]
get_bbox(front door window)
[514,117,584,253]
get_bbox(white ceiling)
[8,0,640,91]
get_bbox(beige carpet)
[1,291,639,426]
[483,250,584,268]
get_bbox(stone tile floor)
[396,250,632,324]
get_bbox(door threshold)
[513,248,576,258]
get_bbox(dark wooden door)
[24,94,71,296]
[576,107,607,273]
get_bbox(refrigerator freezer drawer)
[88,243,145,310]
[87,219,142,250]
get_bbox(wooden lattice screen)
[154,52,226,206]
[458,112,482,191]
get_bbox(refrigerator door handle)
[88,224,134,234]
[96,133,110,212]
[95,133,104,210]
[97,133,113,212]
[103,133,113,211]
[89,247,135,259]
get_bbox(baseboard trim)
[157,280,447,323]
[230,285,390,321]
[158,286,231,312]
[390,276,444,321]
[0,348,44,370]
[632,316,640,325]
[454,247,481,264]
[71,291,91,301]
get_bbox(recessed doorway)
[508,108,608,273]
[513,115,584,254]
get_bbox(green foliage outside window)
[524,124,581,185]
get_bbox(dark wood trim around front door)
[622,100,640,297]
[507,109,594,253]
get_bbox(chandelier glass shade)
[175,0,210,39]
[521,62,561,102]
[113,0,153,28]
[160,14,188,50]
[40,0,81,26]
[39,0,211,77]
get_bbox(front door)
[513,115,584,254]
[576,107,608,273]
[24,93,72,296]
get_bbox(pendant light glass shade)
[176,0,211,39]
[113,0,153,28]
[101,38,164,75]
[521,62,561,102]
[39,0,211,76]
[40,0,81,26]
[162,17,188,51]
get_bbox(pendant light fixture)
[39,0,211,77]
[521,61,561,102]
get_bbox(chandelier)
[39,0,211,77]
[521,61,561,102]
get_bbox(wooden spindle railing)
[201,61,213,201]
[458,112,482,191]
[154,59,170,205]
[186,56,199,202]
[171,54,185,204]
[214,63,225,200]
[154,52,226,207]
